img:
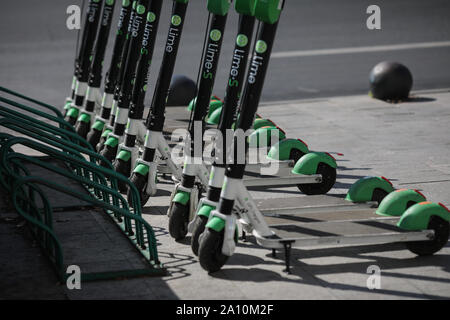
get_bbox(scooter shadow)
[210,241,450,299]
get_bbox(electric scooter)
[74,0,117,139]
[112,0,164,192]
[64,0,103,125]
[126,0,229,209]
[86,0,137,150]
[98,0,153,163]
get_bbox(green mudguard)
[248,126,286,148]
[66,107,79,119]
[77,113,91,123]
[133,163,149,176]
[376,189,426,217]
[267,138,309,161]
[116,149,131,161]
[398,202,450,230]
[92,120,105,131]
[345,176,395,203]
[104,136,119,148]
[197,204,216,218]
[173,190,190,206]
[292,152,337,175]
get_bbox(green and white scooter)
[126,0,230,209]
[74,0,117,139]
[86,0,137,150]
[64,0,103,126]
[97,0,153,163]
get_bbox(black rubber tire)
[168,202,189,241]
[113,158,131,193]
[74,121,90,139]
[65,114,77,126]
[191,215,208,256]
[297,163,337,195]
[289,148,307,163]
[406,216,449,256]
[99,144,117,167]
[87,128,102,150]
[371,188,390,206]
[127,172,150,208]
[198,228,228,273]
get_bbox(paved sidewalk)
[1,91,449,299]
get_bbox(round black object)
[166,74,197,106]
[369,61,413,101]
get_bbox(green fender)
[207,0,231,16]
[101,128,112,138]
[133,163,149,176]
[77,113,91,123]
[64,100,72,110]
[345,176,395,203]
[197,204,216,218]
[104,136,119,148]
[397,202,450,231]
[187,96,223,113]
[92,120,105,131]
[248,126,286,148]
[267,138,309,161]
[116,149,131,161]
[207,99,223,118]
[66,107,79,119]
[292,152,337,175]
[206,216,239,241]
[206,106,222,125]
[376,189,426,217]
[253,118,276,130]
[173,190,190,205]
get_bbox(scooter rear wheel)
[99,145,117,167]
[297,163,336,195]
[289,148,307,163]
[198,228,228,273]
[65,115,77,126]
[127,172,150,208]
[75,121,90,139]
[191,215,208,256]
[168,202,189,241]
[114,158,131,193]
[406,216,449,256]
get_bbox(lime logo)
[122,0,130,6]
[255,40,267,54]
[171,15,182,26]
[210,29,222,42]
[136,4,145,14]
[106,0,115,5]
[143,84,148,92]
[147,11,156,22]
[236,34,248,47]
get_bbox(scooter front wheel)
[87,128,102,150]
[75,121,90,139]
[114,158,131,193]
[65,114,77,126]
[127,172,150,208]
[168,202,189,240]
[191,215,208,256]
[99,145,117,167]
[198,228,228,273]
[297,163,336,195]
[406,216,449,256]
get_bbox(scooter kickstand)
[282,241,294,274]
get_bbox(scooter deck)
[252,195,433,250]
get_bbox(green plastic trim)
[101,128,112,138]
[172,190,190,205]
[104,136,119,148]
[397,202,450,231]
[235,0,256,16]
[197,204,216,218]
[292,152,337,175]
[77,113,91,123]
[133,163,149,176]
[267,138,309,161]
[92,120,105,131]
[376,189,426,217]
[116,149,131,161]
[66,107,79,119]
[253,118,275,130]
[248,126,286,148]
[254,0,283,24]
[207,0,231,16]
[64,100,72,110]
[345,176,395,203]
[208,99,223,117]
[206,216,225,232]
[206,106,222,125]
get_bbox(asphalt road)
[0,0,449,106]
